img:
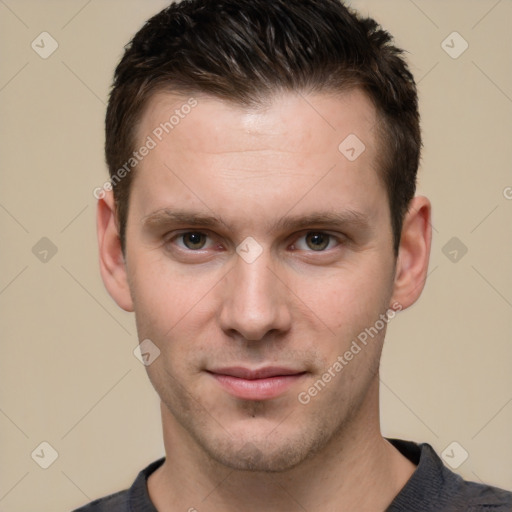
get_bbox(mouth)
[206,366,308,401]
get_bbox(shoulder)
[71,489,129,512]
[71,458,164,512]
[443,470,512,511]
[387,439,512,511]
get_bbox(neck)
[148,380,416,511]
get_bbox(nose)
[218,251,292,342]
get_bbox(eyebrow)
[142,208,371,233]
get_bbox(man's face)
[124,90,397,471]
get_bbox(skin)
[98,89,431,511]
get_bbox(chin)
[199,422,330,473]
[207,440,305,473]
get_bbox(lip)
[207,366,307,401]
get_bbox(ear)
[97,190,134,312]
[390,196,432,310]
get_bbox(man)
[77,0,512,510]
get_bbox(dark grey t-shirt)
[73,439,512,511]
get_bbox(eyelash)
[166,230,344,253]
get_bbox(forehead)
[138,89,379,157]
[130,89,387,229]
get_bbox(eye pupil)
[306,232,329,251]
[183,232,206,250]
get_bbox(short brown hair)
[105,0,420,254]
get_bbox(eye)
[294,232,339,252]
[176,232,210,250]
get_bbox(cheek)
[128,254,222,377]
[294,260,393,333]
[129,252,206,330]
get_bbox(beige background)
[1,0,511,510]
